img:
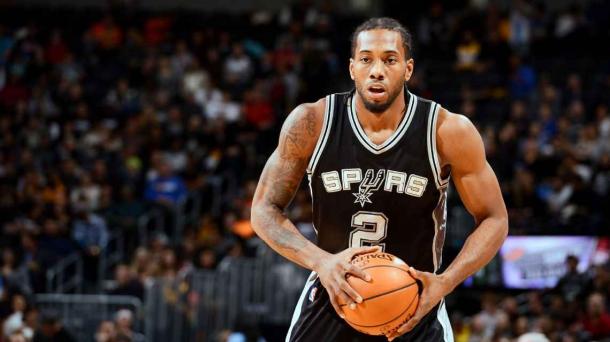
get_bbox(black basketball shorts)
[286,272,453,342]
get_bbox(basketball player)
[251,17,508,341]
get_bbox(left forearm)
[440,215,508,292]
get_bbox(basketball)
[340,252,420,336]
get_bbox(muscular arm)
[437,109,509,290]
[253,101,381,314]
[386,108,510,339]
[251,99,330,270]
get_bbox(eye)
[360,57,370,63]
[386,57,397,65]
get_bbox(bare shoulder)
[278,97,326,160]
[436,107,485,170]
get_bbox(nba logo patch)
[309,287,318,302]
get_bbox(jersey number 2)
[349,211,388,251]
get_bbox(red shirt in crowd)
[582,313,610,339]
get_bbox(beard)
[355,81,404,114]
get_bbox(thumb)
[408,266,427,286]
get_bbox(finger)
[349,245,382,258]
[398,318,419,335]
[328,288,346,319]
[407,266,421,280]
[338,278,363,304]
[393,291,427,335]
[331,275,358,306]
[386,328,400,341]
[407,267,427,288]
[337,289,358,311]
[397,308,423,334]
[346,263,372,282]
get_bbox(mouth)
[367,84,387,100]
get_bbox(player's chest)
[312,165,432,209]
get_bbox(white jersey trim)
[427,102,450,189]
[286,271,317,342]
[431,186,447,273]
[437,299,454,342]
[307,95,335,174]
[347,91,417,155]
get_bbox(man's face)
[349,29,413,114]
[567,257,578,272]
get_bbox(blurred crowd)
[452,255,610,342]
[0,0,608,341]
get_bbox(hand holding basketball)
[314,246,382,319]
[385,267,453,341]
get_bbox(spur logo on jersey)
[320,168,428,207]
[353,169,385,207]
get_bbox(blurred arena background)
[0,0,609,341]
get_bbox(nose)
[369,59,385,81]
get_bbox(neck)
[354,88,407,132]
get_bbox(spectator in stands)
[94,320,116,342]
[7,333,27,342]
[1,248,31,295]
[554,255,589,302]
[88,15,123,51]
[455,30,481,71]
[517,332,549,342]
[71,204,109,256]
[580,292,610,339]
[32,312,75,342]
[2,294,27,338]
[130,247,150,283]
[204,91,242,123]
[108,264,144,301]
[41,172,67,207]
[72,203,109,286]
[473,293,506,340]
[144,158,187,207]
[114,309,144,342]
[22,308,38,341]
[101,186,145,251]
[37,219,76,268]
[194,247,217,270]
[70,174,102,212]
[44,29,68,66]
[115,334,132,342]
[159,247,179,280]
[104,78,141,117]
[224,42,253,90]
[243,86,275,129]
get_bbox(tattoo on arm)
[252,105,319,256]
[268,107,317,209]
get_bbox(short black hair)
[351,17,413,59]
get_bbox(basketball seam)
[339,280,416,307]
[345,284,419,328]
[360,264,409,272]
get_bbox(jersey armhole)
[426,102,451,189]
[306,94,335,175]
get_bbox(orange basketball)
[339,252,420,336]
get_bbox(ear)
[349,58,355,81]
[404,58,414,82]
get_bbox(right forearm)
[252,204,329,271]
[251,102,328,270]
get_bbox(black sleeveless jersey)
[306,90,450,274]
